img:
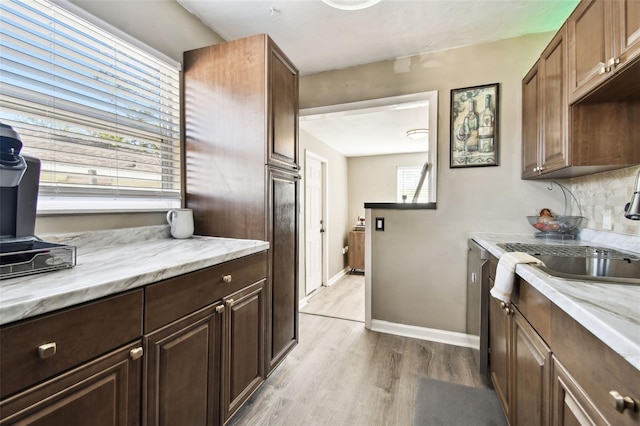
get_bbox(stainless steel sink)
[497,243,640,285]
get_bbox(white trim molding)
[370,319,480,349]
[327,267,349,287]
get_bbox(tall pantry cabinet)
[183,34,299,376]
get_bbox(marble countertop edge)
[0,232,269,326]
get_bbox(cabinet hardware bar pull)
[226,298,235,307]
[222,274,232,283]
[216,305,225,314]
[130,347,143,360]
[37,342,57,359]
[610,390,637,413]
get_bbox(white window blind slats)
[0,0,181,208]
[397,166,429,203]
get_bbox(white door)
[305,152,324,295]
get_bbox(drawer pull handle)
[216,305,225,314]
[226,298,235,307]
[223,274,232,283]
[610,390,637,413]
[38,342,57,359]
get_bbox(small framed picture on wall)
[450,83,499,168]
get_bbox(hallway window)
[397,164,429,203]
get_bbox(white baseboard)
[370,319,480,349]
[326,267,349,287]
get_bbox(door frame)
[303,149,329,297]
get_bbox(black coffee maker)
[0,123,41,244]
[0,123,75,278]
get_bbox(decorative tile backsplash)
[568,166,640,236]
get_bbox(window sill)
[36,196,180,215]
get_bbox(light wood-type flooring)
[229,275,490,426]
[300,272,365,322]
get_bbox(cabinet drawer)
[145,252,267,333]
[0,290,143,398]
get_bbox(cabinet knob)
[129,347,143,360]
[599,66,607,75]
[222,274,232,283]
[538,166,545,172]
[226,298,235,307]
[607,57,620,68]
[610,390,637,413]
[533,167,539,172]
[38,342,57,359]
[215,305,225,314]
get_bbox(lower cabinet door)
[489,295,511,420]
[221,280,266,423]
[551,355,608,426]
[144,305,221,426]
[0,341,142,426]
[512,307,551,426]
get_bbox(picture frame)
[450,83,499,168]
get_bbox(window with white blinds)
[0,0,181,212]
[397,165,429,203]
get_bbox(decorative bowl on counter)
[526,215,585,236]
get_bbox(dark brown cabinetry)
[568,0,640,103]
[144,304,221,426]
[522,0,640,180]
[521,26,570,179]
[0,291,144,425]
[144,252,267,426]
[221,281,266,423]
[489,273,640,426]
[488,257,511,420]
[348,230,365,271]
[184,34,300,377]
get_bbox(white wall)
[347,152,429,222]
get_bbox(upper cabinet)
[568,0,640,103]
[522,27,572,179]
[522,0,640,180]
[269,45,299,171]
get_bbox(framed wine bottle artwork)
[450,83,499,168]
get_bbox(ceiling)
[176,0,578,157]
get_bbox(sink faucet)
[624,168,640,220]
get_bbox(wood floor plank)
[229,313,490,426]
[300,273,365,322]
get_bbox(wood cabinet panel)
[568,0,611,101]
[511,278,551,344]
[540,25,570,175]
[348,230,365,271]
[145,253,267,333]
[615,0,640,64]
[0,341,142,426]
[522,63,540,179]
[144,304,221,426]
[551,304,640,425]
[222,281,266,423]
[512,308,551,426]
[184,34,299,380]
[269,43,299,170]
[551,355,608,426]
[267,169,299,372]
[0,290,143,398]
[183,36,267,241]
[489,292,510,420]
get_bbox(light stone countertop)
[470,231,640,371]
[0,225,269,326]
